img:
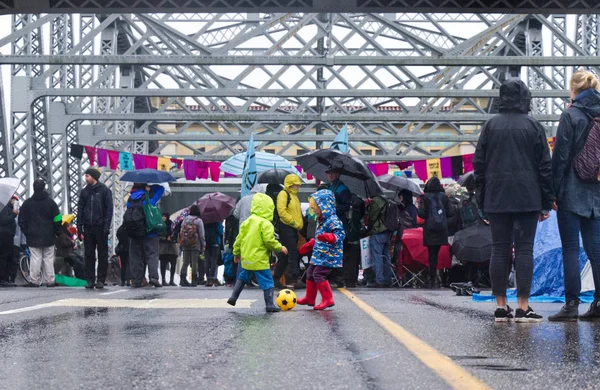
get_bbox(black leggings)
[160,254,178,283]
[428,245,441,278]
[488,212,538,298]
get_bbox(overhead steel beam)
[7,0,600,15]
[31,88,571,99]
[87,133,481,144]
[4,55,600,66]
[58,112,561,124]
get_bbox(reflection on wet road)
[0,286,598,389]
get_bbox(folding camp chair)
[401,264,427,288]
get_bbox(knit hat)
[33,179,46,193]
[85,167,101,181]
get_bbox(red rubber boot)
[314,281,335,310]
[297,280,317,306]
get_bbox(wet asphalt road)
[0,286,599,390]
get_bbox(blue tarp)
[472,211,592,302]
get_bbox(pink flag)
[170,158,183,169]
[395,161,412,170]
[133,154,146,170]
[375,163,388,177]
[208,162,221,182]
[295,165,303,174]
[196,161,209,179]
[463,154,474,173]
[224,172,236,178]
[183,160,197,180]
[97,149,108,167]
[84,146,96,166]
[307,173,313,180]
[413,160,427,180]
[440,157,453,178]
[108,150,120,170]
[145,156,158,170]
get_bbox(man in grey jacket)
[233,184,267,225]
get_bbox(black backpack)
[123,199,146,238]
[382,197,401,232]
[272,190,291,233]
[425,193,446,232]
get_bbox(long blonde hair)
[570,70,600,96]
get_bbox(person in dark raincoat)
[473,78,553,323]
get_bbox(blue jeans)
[557,209,600,301]
[370,232,391,285]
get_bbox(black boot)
[548,300,579,322]
[85,281,94,289]
[227,280,246,306]
[579,300,600,321]
[264,288,281,313]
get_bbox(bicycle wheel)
[20,253,32,283]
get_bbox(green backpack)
[143,193,166,234]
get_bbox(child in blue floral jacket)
[297,190,346,310]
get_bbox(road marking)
[339,288,490,390]
[0,298,256,314]
[99,289,128,296]
[0,303,55,315]
[48,298,256,309]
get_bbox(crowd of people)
[0,70,599,321]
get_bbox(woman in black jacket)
[417,177,453,288]
[549,70,600,322]
[473,78,553,323]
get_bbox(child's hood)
[250,192,274,221]
[311,189,336,220]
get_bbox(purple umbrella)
[197,192,236,224]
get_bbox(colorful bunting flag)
[108,150,120,170]
[84,146,96,166]
[97,149,108,168]
[158,157,171,172]
[183,160,197,181]
[120,152,134,171]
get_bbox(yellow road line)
[339,288,490,390]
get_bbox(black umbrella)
[257,169,300,185]
[377,174,422,196]
[458,171,475,189]
[297,149,383,199]
[451,224,492,263]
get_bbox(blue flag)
[331,124,349,153]
[119,152,133,171]
[241,134,257,197]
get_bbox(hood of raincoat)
[572,88,600,118]
[499,78,531,114]
[283,174,302,195]
[250,192,274,222]
[250,183,267,194]
[310,189,336,221]
[424,177,443,194]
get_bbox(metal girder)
[4,55,600,66]
[5,0,600,14]
[57,112,561,124]
[30,88,571,99]
[85,133,481,144]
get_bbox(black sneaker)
[85,281,94,289]
[494,305,514,322]
[95,281,104,289]
[515,306,543,323]
[149,279,162,288]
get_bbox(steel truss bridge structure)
[0,9,599,239]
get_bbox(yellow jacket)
[277,174,304,231]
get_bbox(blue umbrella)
[221,151,297,176]
[120,169,176,183]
